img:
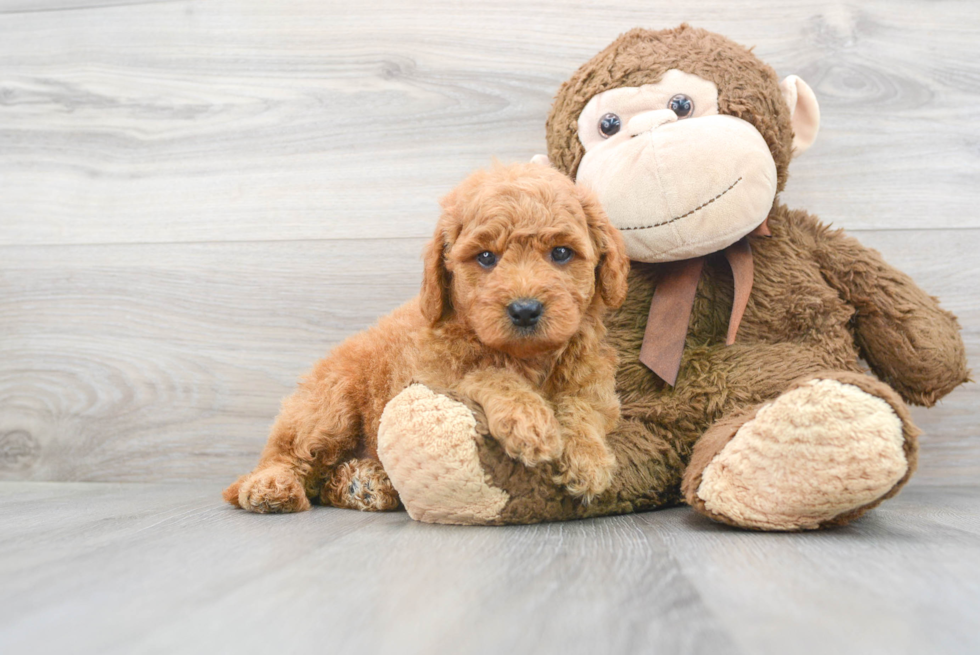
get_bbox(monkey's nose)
[507,299,543,328]
[628,109,677,137]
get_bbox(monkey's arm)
[811,223,969,406]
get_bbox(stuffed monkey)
[382,25,970,529]
[373,25,970,529]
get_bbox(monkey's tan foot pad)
[683,376,917,531]
[377,384,509,525]
[321,458,401,511]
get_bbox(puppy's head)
[420,162,629,358]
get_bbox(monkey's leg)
[377,384,685,525]
[682,371,918,531]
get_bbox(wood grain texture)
[638,483,980,655]
[0,481,978,655]
[0,0,977,487]
[0,230,977,483]
[0,239,423,482]
[1,0,979,247]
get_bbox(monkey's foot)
[377,384,510,525]
[682,372,919,531]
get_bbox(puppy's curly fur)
[223,162,630,513]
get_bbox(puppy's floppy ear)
[577,185,629,309]
[419,196,457,326]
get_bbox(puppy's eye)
[476,251,497,268]
[668,94,694,118]
[598,113,621,138]
[551,246,574,264]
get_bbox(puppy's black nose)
[507,299,543,328]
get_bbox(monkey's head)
[543,25,820,262]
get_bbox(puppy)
[223,162,630,513]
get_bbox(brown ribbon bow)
[638,221,769,386]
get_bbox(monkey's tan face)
[575,69,778,262]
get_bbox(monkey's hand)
[813,219,969,406]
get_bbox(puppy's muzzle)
[507,299,543,329]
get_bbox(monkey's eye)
[668,94,694,118]
[476,251,497,268]
[551,246,574,264]
[598,113,621,138]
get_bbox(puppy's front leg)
[553,393,619,502]
[456,369,562,467]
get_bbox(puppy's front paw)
[556,438,616,502]
[229,466,311,513]
[488,403,562,467]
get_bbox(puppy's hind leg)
[321,459,400,511]
[224,382,363,513]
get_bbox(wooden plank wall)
[1,0,977,484]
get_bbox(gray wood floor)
[2,1,979,653]
[2,480,979,655]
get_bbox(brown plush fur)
[450,25,970,525]
[680,370,921,531]
[547,25,794,192]
[223,162,630,512]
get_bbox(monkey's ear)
[419,198,456,326]
[577,186,629,309]
[780,75,820,157]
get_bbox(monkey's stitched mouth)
[619,177,743,231]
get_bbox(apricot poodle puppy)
[223,162,630,513]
